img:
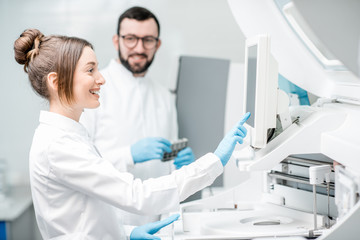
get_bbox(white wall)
[0,0,245,185]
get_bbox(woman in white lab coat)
[13,29,250,240]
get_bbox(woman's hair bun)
[14,29,44,71]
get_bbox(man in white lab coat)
[81,6,195,225]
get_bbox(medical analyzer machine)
[172,0,360,239]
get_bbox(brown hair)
[14,29,93,104]
[117,6,160,37]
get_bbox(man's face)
[113,18,161,77]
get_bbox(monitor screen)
[246,45,258,128]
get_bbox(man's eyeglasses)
[120,35,159,50]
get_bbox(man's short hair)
[117,6,160,37]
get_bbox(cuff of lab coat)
[200,153,224,180]
[112,146,134,171]
[123,225,135,240]
[176,152,223,202]
[123,146,135,169]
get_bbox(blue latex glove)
[131,137,172,164]
[173,147,195,169]
[130,214,180,240]
[214,112,251,166]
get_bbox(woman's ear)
[47,72,58,92]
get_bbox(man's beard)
[118,49,154,75]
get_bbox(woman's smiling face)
[72,46,105,111]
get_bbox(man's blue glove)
[173,147,195,169]
[130,214,180,240]
[131,137,172,164]
[214,112,251,166]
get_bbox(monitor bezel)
[243,35,278,149]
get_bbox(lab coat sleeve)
[47,135,223,215]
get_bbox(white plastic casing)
[243,35,278,149]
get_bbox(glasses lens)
[123,36,137,48]
[143,37,157,49]
[121,35,158,49]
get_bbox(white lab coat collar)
[39,111,88,137]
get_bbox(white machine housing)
[174,0,360,239]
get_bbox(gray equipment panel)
[176,56,230,187]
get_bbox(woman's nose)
[95,72,106,85]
